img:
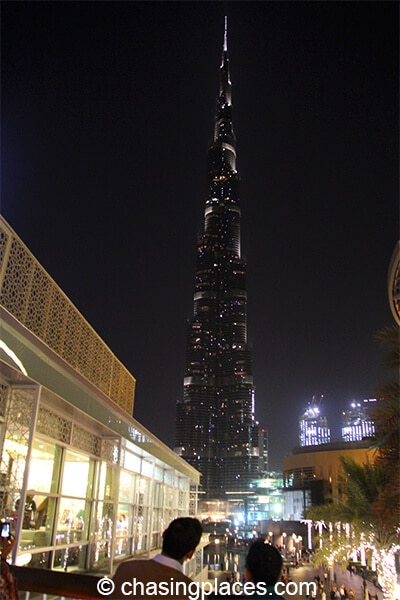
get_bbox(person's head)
[162,517,203,563]
[245,540,282,586]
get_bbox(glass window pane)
[14,493,38,530]
[98,462,116,501]
[19,550,52,569]
[19,496,57,550]
[54,545,88,572]
[90,502,114,571]
[27,439,62,494]
[153,482,164,507]
[118,470,134,503]
[123,451,141,472]
[135,506,148,554]
[55,498,90,545]
[135,478,150,505]
[61,450,94,498]
[116,505,131,534]
[114,505,131,558]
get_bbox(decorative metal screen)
[0,217,135,415]
[71,424,101,457]
[36,406,72,444]
[0,383,8,420]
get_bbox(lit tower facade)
[341,399,376,442]
[175,19,264,499]
[299,396,330,447]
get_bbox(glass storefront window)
[116,504,131,534]
[152,507,164,531]
[90,501,114,571]
[135,477,150,505]
[1,439,28,498]
[154,465,164,481]
[27,439,62,494]
[20,550,52,570]
[19,496,56,550]
[141,459,153,477]
[119,470,134,503]
[151,531,161,550]
[61,450,95,498]
[165,487,177,508]
[98,462,116,501]
[114,504,131,558]
[123,451,141,472]
[151,507,164,550]
[55,498,90,545]
[54,545,88,572]
[134,507,148,554]
[153,482,164,507]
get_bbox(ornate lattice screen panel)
[0,218,135,415]
[36,407,72,444]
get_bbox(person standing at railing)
[111,517,203,599]
[0,533,20,600]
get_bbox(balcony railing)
[9,565,103,599]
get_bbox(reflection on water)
[204,542,247,576]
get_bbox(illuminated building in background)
[247,474,284,523]
[199,473,284,528]
[299,397,330,447]
[283,440,375,506]
[341,399,376,442]
[175,19,264,498]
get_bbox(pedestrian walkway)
[207,562,383,600]
[281,562,383,600]
[330,565,382,600]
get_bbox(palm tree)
[371,324,400,524]
[307,324,400,599]
[307,456,399,600]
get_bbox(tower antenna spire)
[224,15,228,52]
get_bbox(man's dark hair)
[162,517,202,560]
[245,540,283,586]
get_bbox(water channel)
[204,541,248,578]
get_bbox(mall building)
[0,216,207,578]
[283,440,375,508]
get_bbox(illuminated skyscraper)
[341,399,376,442]
[299,397,330,447]
[175,19,264,499]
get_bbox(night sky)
[2,2,398,471]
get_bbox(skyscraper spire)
[214,16,235,161]
[175,19,265,500]
[224,15,228,52]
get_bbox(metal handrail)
[9,565,103,599]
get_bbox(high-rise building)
[175,20,264,499]
[299,397,330,447]
[341,399,376,442]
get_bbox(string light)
[311,520,400,600]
